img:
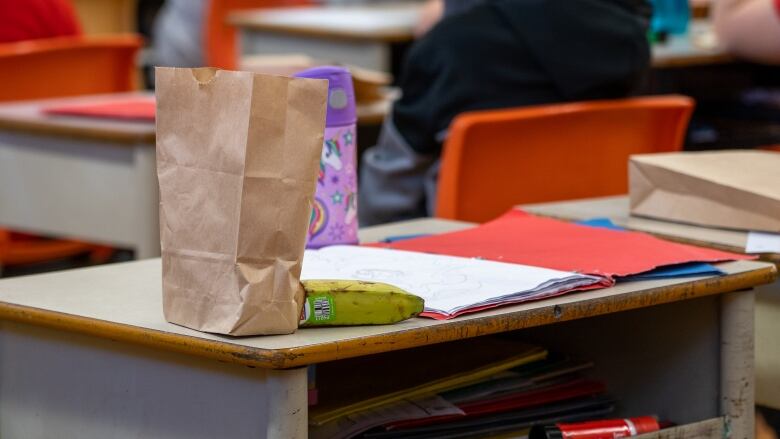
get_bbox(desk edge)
[0,264,775,369]
[0,118,155,145]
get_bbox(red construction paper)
[43,97,155,121]
[380,209,753,279]
[385,379,606,431]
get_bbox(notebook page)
[301,246,601,316]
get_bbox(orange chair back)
[0,35,141,102]
[205,0,311,70]
[436,95,695,223]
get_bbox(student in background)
[359,0,652,226]
[152,0,208,67]
[0,0,81,42]
[713,0,780,64]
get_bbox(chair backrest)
[204,0,311,70]
[0,35,141,102]
[436,95,695,223]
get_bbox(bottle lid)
[294,66,356,126]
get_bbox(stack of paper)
[309,340,613,439]
[301,245,603,319]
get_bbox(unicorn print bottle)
[295,66,358,248]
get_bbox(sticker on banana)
[299,280,425,327]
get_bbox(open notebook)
[301,246,602,319]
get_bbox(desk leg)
[131,144,160,259]
[266,367,308,439]
[720,289,755,439]
[756,281,780,409]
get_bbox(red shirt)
[0,0,81,43]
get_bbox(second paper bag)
[156,67,327,335]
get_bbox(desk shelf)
[310,294,745,438]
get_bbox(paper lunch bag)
[156,67,327,335]
[629,150,780,233]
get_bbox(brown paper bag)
[629,150,780,232]
[155,67,327,335]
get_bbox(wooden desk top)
[0,91,390,140]
[0,93,156,145]
[229,4,420,43]
[0,218,775,369]
[651,20,734,68]
[523,195,780,265]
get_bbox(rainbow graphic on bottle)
[297,66,358,248]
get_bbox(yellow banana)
[299,280,425,327]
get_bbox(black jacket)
[359,0,652,225]
[393,0,652,154]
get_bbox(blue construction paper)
[382,233,432,243]
[576,218,723,281]
[576,218,625,231]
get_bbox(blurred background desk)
[231,3,420,74]
[0,94,157,259]
[651,19,733,69]
[232,7,728,73]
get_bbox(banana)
[299,280,425,327]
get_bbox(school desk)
[0,93,158,259]
[232,5,728,73]
[651,19,734,69]
[230,3,421,73]
[523,195,780,410]
[0,92,391,259]
[0,218,775,438]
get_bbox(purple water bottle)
[295,66,358,248]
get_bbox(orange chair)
[0,35,141,271]
[0,35,141,101]
[204,0,311,70]
[436,95,695,223]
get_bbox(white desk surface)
[0,218,774,369]
[0,92,155,144]
[230,4,421,42]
